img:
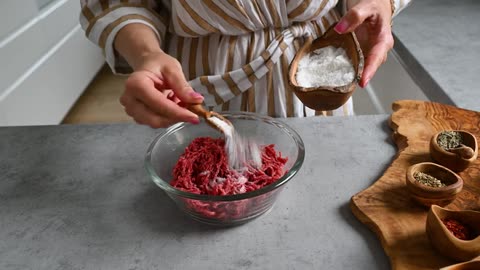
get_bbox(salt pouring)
[187,103,233,133]
[187,104,262,169]
[288,23,364,111]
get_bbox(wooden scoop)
[430,130,478,172]
[186,104,233,133]
[448,144,475,159]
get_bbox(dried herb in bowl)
[414,171,446,188]
[437,131,462,150]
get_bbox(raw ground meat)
[170,137,288,220]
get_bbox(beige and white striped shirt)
[80,0,412,117]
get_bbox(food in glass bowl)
[171,136,287,220]
[145,112,305,226]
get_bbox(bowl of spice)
[288,23,364,111]
[406,162,463,207]
[430,130,478,172]
[426,205,480,262]
[145,112,305,226]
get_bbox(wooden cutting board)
[350,100,480,270]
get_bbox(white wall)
[0,0,104,126]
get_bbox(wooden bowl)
[441,257,480,270]
[427,205,480,262]
[288,24,364,111]
[406,162,463,207]
[430,130,478,172]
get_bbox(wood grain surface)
[350,100,480,270]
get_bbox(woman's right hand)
[120,52,204,128]
[115,24,203,128]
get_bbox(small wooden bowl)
[441,258,480,270]
[430,130,478,172]
[427,205,480,262]
[288,24,364,111]
[406,162,463,207]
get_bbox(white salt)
[208,116,262,170]
[208,115,233,138]
[295,46,355,90]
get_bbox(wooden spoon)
[448,144,475,159]
[187,104,262,169]
[186,104,233,133]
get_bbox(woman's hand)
[335,0,394,88]
[115,24,203,128]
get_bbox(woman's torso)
[160,0,353,117]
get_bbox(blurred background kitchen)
[1,0,477,127]
[0,0,131,126]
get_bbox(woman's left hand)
[335,0,394,88]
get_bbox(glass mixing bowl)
[145,112,305,226]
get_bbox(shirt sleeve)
[79,0,168,74]
[390,0,413,17]
[339,0,413,18]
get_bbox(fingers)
[122,72,201,128]
[161,61,204,104]
[124,99,178,128]
[359,35,394,87]
[335,1,372,34]
[337,0,395,87]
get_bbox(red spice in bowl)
[442,218,477,241]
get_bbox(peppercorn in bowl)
[406,162,463,207]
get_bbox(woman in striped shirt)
[80,0,412,128]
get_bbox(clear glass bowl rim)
[144,112,305,201]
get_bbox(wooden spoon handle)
[185,104,233,134]
[186,104,209,119]
[449,144,475,159]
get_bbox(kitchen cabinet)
[0,0,104,126]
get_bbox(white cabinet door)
[0,0,38,40]
[0,0,84,95]
[0,26,104,126]
[0,0,104,126]
[36,0,58,9]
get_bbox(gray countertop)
[0,116,396,270]
[392,0,480,111]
